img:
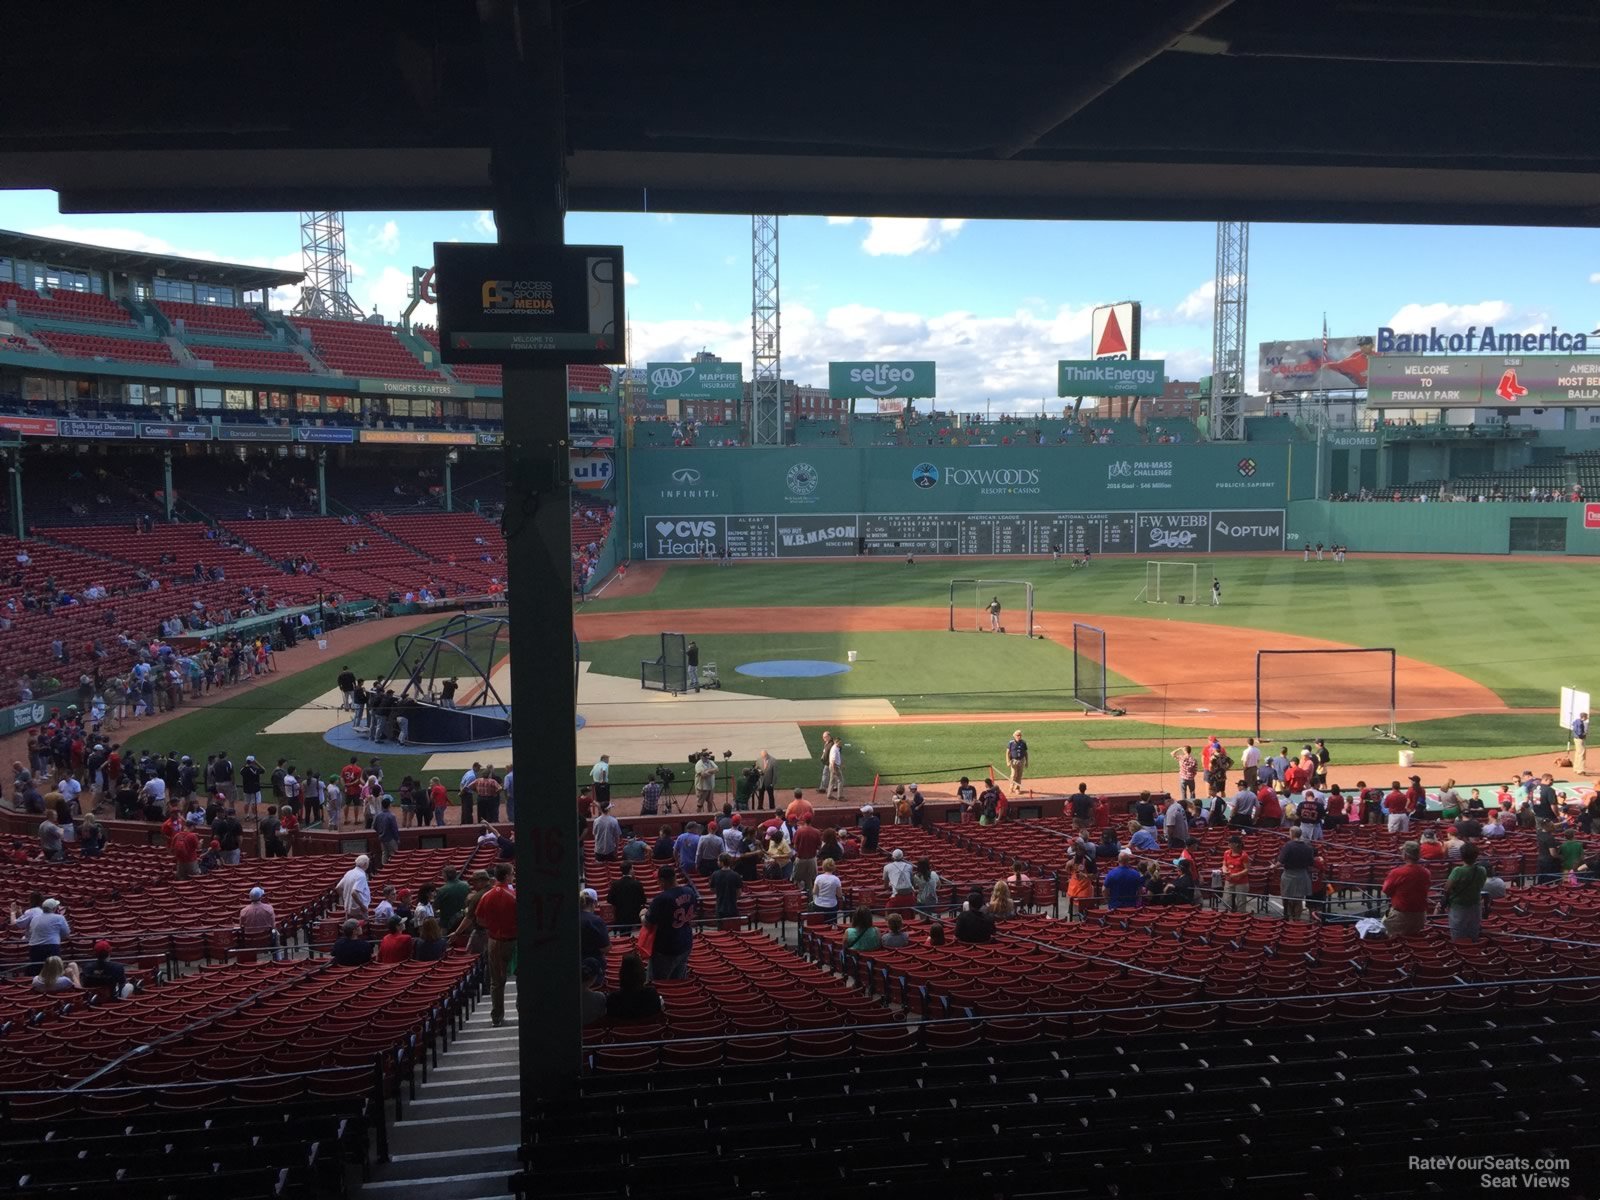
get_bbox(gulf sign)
[571,451,615,490]
[1091,302,1141,361]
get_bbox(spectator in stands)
[474,863,518,1026]
[31,955,81,993]
[791,817,823,897]
[435,867,469,932]
[644,864,699,982]
[606,951,663,1021]
[473,766,504,823]
[882,848,916,909]
[376,916,415,963]
[607,861,646,931]
[14,896,70,964]
[1103,851,1145,910]
[1380,842,1430,936]
[239,886,277,939]
[1220,836,1251,911]
[1382,780,1411,833]
[955,890,996,943]
[880,912,910,948]
[171,818,201,879]
[410,917,448,962]
[1277,828,1317,921]
[372,796,401,864]
[337,854,372,919]
[579,887,610,982]
[1443,842,1488,941]
[844,906,882,951]
[81,939,133,998]
[988,879,1017,919]
[592,800,621,861]
[1163,793,1191,848]
[811,857,843,919]
[330,919,373,966]
[37,808,65,862]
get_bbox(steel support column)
[750,215,783,445]
[1209,220,1249,442]
[316,452,327,517]
[162,450,174,523]
[480,0,581,1113]
[443,453,454,513]
[6,451,22,539]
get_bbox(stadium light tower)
[750,215,784,445]
[291,211,364,320]
[1209,219,1249,442]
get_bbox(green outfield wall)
[1288,499,1600,555]
[627,443,1302,559]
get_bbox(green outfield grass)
[591,556,1595,710]
[581,630,1144,714]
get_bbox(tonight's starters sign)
[432,242,626,366]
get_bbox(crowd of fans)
[1330,484,1586,503]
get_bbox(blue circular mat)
[736,659,852,678]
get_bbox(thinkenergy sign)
[643,509,1285,558]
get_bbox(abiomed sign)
[828,361,936,399]
[1058,360,1165,397]
[646,362,744,399]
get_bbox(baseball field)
[107,553,1594,801]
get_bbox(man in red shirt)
[1380,841,1431,935]
[1382,780,1411,833]
[1221,836,1251,912]
[171,824,201,879]
[339,757,364,825]
[473,863,518,1026]
[376,916,415,963]
[1256,784,1282,827]
[790,817,823,898]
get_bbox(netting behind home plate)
[1255,648,1396,740]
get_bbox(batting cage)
[1255,647,1398,741]
[1072,622,1110,713]
[949,577,1036,638]
[640,632,690,694]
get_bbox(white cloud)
[472,211,496,236]
[1590,272,1600,284]
[365,266,414,320]
[370,220,400,254]
[1385,300,1513,329]
[859,217,966,257]
[627,298,1128,412]
[1171,279,1215,322]
[623,270,640,287]
[825,216,858,225]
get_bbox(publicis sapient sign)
[828,361,936,399]
[1057,360,1165,397]
[646,361,744,399]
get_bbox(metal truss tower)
[291,211,364,320]
[1209,219,1249,442]
[750,215,784,445]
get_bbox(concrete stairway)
[359,979,520,1200]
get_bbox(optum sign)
[828,361,937,399]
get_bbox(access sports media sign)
[828,361,936,400]
[645,361,744,400]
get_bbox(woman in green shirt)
[1443,841,1487,941]
[843,905,882,952]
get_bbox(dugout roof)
[2,0,1599,226]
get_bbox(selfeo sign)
[828,361,936,399]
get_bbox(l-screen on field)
[572,554,1597,793]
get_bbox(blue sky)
[4,189,1599,408]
